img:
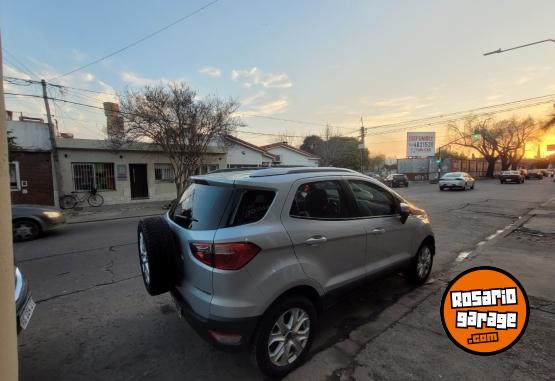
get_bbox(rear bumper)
[171,289,260,351]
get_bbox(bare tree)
[118,82,242,193]
[494,117,540,170]
[449,116,542,175]
[449,117,500,177]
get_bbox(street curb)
[65,212,164,225]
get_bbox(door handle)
[370,228,386,235]
[305,236,328,246]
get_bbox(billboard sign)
[407,132,436,157]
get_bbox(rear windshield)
[393,175,406,179]
[444,173,462,177]
[170,183,275,230]
[170,183,233,230]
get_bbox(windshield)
[443,173,463,178]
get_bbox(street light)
[483,39,555,56]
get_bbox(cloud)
[71,49,88,62]
[198,66,221,78]
[239,94,289,116]
[370,96,416,108]
[120,71,157,86]
[231,67,293,89]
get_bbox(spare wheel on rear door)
[138,217,180,295]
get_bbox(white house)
[224,135,277,168]
[260,142,319,167]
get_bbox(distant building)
[7,119,56,206]
[260,142,319,167]
[225,135,276,168]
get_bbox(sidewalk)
[62,200,170,224]
[287,197,555,381]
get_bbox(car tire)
[137,217,180,296]
[252,295,317,378]
[471,183,475,190]
[462,182,468,191]
[403,241,434,285]
[439,186,444,191]
[13,219,41,241]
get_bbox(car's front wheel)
[253,295,316,378]
[403,241,434,285]
[13,219,40,241]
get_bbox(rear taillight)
[190,242,260,270]
[190,243,213,267]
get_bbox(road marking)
[456,251,472,262]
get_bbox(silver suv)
[137,167,434,377]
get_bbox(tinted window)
[348,180,397,217]
[290,180,347,219]
[171,183,233,230]
[229,189,275,226]
[393,175,406,180]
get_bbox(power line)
[2,48,40,79]
[49,0,220,81]
[7,91,555,139]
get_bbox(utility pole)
[41,79,63,206]
[0,34,19,381]
[359,117,366,173]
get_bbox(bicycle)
[60,187,104,209]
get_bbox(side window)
[348,180,397,217]
[290,180,347,219]
[229,189,275,226]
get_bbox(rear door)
[346,179,413,275]
[282,178,367,292]
[167,181,235,316]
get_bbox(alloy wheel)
[268,308,310,367]
[416,246,432,280]
[139,232,150,286]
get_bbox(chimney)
[103,102,124,139]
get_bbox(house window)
[9,162,21,191]
[72,163,115,191]
[155,163,175,183]
[194,164,220,175]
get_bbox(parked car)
[15,266,35,334]
[12,205,66,241]
[499,170,525,184]
[383,173,409,188]
[526,169,544,180]
[540,169,549,177]
[438,172,475,191]
[137,167,435,377]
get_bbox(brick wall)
[10,151,55,206]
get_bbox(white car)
[439,172,475,191]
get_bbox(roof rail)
[209,167,265,174]
[249,167,357,177]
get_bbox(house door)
[129,164,149,199]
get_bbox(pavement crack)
[18,242,135,263]
[36,274,141,304]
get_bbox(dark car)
[384,174,409,188]
[499,170,524,184]
[15,266,35,333]
[526,169,544,180]
[12,205,66,241]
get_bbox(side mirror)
[399,202,411,224]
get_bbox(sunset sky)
[2,0,555,157]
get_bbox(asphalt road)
[15,177,555,380]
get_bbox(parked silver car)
[137,167,435,377]
[12,205,66,241]
[438,172,475,191]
